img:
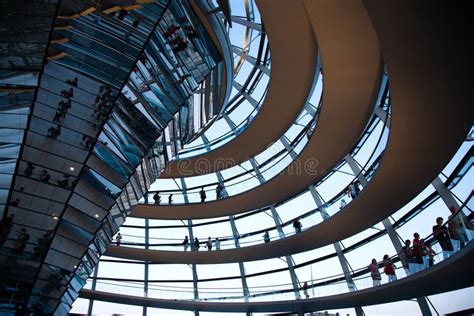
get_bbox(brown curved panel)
[131,0,382,220]
[119,0,472,264]
[160,0,318,178]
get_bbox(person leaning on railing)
[448,205,474,249]
[382,254,397,282]
[368,258,381,286]
[399,239,414,274]
[432,216,454,259]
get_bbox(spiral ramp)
[1,0,472,315]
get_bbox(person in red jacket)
[383,254,397,282]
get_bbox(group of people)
[25,162,51,183]
[369,205,473,286]
[57,174,73,189]
[1,215,55,259]
[50,79,77,133]
[53,87,74,123]
[39,169,51,182]
[11,228,30,254]
[47,125,61,139]
[0,214,15,248]
[53,79,114,149]
[182,236,221,251]
[81,134,95,150]
[53,81,114,149]
[1,223,30,256]
[23,161,77,189]
[112,8,140,27]
[33,230,53,257]
[152,192,161,204]
[169,36,189,54]
[152,192,173,205]
[53,99,71,123]
[432,205,473,253]
[150,184,227,205]
[163,23,197,54]
[346,180,361,199]
[368,255,397,286]
[163,21,197,39]
[90,85,115,126]
[261,220,302,245]
[199,184,225,203]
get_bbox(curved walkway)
[132,0,382,219]
[82,241,474,313]
[159,0,318,178]
[110,0,471,263]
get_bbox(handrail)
[123,112,390,231]
[88,194,473,301]
[144,110,318,198]
[139,73,388,203]
[112,79,390,251]
[96,152,473,283]
[112,154,384,249]
[96,148,474,300]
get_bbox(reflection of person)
[42,274,63,294]
[214,238,221,250]
[24,162,35,177]
[47,125,61,139]
[57,174,71,188]
[39,170,51,182]
[10,199,20,207]
[13,228,30,254]
[0,214,15,247]
[66,77,78,87]
[34,230,53,257]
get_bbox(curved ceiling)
[131,0,382,220]
[159,0,318,178]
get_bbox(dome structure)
[0,0,472,315]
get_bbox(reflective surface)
[0,0,223,314]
